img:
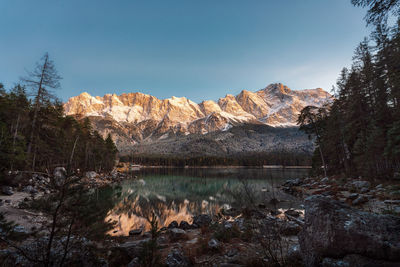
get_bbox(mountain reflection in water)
[103,168,308,236]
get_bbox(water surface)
[101,168,308,236]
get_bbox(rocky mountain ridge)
[64,83,331,153]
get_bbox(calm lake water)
[99,168,309,236]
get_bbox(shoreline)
[120,164,312,170]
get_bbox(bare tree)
[21,53,62,167]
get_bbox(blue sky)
[0,0,370,102]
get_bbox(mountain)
[64,83,331,155]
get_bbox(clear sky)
[0,0,370,102]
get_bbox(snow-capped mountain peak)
[63,83,332,148]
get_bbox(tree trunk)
[27,55,48,156]
[311,118,328,177]
[10,114,20,170]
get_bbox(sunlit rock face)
[64,83,331,151]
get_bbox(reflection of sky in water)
[105,168,307,236]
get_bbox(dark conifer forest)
[0,54,118,180]
[299,0,400,178]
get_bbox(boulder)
[85,171,98,179]
[127,257,140,267]
[114,239,150,259]
[285,209,301,217]
[168,228,188,241]
[224,248,240,264]
[287,244,302,263]
[299,195,400,266]
[359,187,369,194]
[321,177,329,183]
[23,185,38,194]
[168,221,178,229]
[351,181,371,190]
[13,225,28,235]
[284,178,302,187]
[280,220,302,236]
[192,214,211,227]
[166,248,189,267]
[1,186,13,196]
[178,221,191,230]
[322,254,400,267]
[352,195,368,205]
[347,193,358,200]
[208,238,220,250]
[53,167,67,187]
[128,228,142,236]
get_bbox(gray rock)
[13,225,27,234]
[168,221,178,229]
[208,238,220,250]
[115,239,150,258]
[166,248,189,267]
[352,195,368,205]
[178,220,191,230]
[321,257,350,267]
[322,254,400,267]
[351,181,371,190]
[393,206,400,214]
[85,171,98,179]
[299,195,400,266]
[287,244,302,263]
[128,228,142,236]
[384,200,400,205]
[1,186,13,196]
[280,220,301,236]
[321,177,329,183]
[359,187,369,194]
[23,185,38,194]
[127,257,140,267]
[192,214,211,227]
[224,249,241,264]
[347,193,358,200]
[376,184,383,189]
[225,248,239,258]
[223,222,233,229]
[285,209,301,217]
[53,167,67,187]
[284,178,302,186]
[168,228,187,241]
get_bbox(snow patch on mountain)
[63,83,332,146]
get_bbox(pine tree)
[21,53,62,168]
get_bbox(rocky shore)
[0,170,399,266]
[281,176,400,215]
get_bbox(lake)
[99,168,309,236]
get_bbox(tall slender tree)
[21,53,62,167]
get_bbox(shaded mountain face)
[64,83,331,154]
